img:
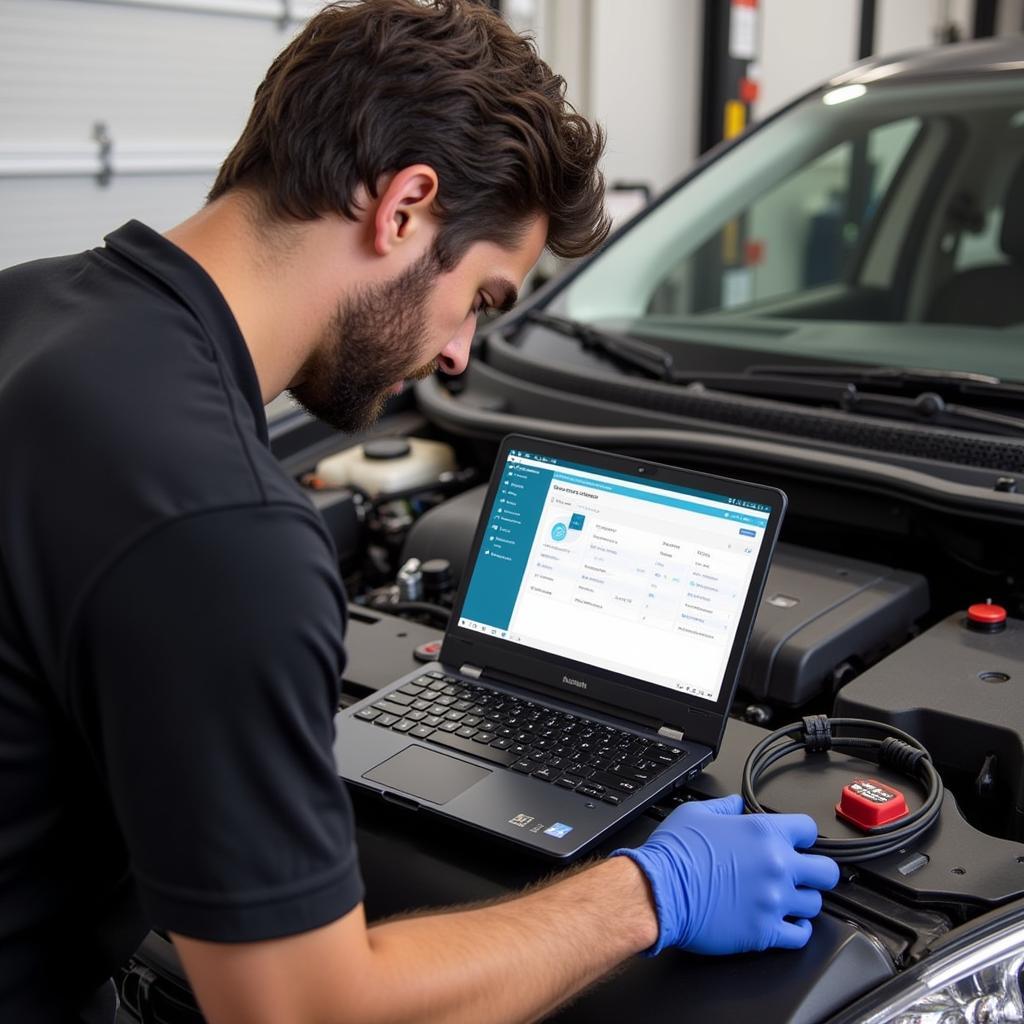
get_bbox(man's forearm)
[175,795,838,1024]
[173,855,656,1024]
[359,854,657,1024]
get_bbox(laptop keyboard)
[352,670,685,806]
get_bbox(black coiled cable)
[741,716,944,863]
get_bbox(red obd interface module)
[835,778,909,830]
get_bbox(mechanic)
[0,2,840,1021]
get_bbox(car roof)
[829,37,1024,87]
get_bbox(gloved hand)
[614,794,840,956]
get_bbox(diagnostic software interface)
[458,449,772,703]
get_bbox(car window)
[954,207,1006,270]
[555,78,1024,380]
[950,108,1024,272]
[646,117,921,316]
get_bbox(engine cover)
[835,609,1024,836]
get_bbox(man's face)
[289,215,547,433]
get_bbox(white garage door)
[0,0,325,269]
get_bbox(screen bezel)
[439,434,786,753]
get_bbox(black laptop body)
[335,434,786,859]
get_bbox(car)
[121,38,1024,1024]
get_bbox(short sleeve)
[69,502,363,941]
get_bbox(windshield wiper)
[520,313,839,395]
[516,314,1024,435]
[680,372,1024,436]
[520,310,674,381]
[745,363,1024,402]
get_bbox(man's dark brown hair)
[209,0,609,268]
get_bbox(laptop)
[334,434,786,859]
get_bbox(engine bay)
[279,411,1024,957]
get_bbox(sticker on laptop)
[543,822,574,839]
[509,813,535,828]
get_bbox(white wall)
[998,0,1024,33]
[876,0,971,52]
[522,0,701,199]
[533,0,590,114]
[877,0,938,52]
[588,0,701,194]
[755,0,860,120]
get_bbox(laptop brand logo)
[562,675,588,690]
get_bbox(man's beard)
[288,249,441,433]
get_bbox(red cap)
[835,778,908,830]
[413,639,444,663]
[968,602,1007,625]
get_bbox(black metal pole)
[974,0,998,37]
[846,2,876,289]
[694,1,762,310]
[699,0,728,155]
[858,0,876,60]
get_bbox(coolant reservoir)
[315,437,456,498]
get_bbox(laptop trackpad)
[363,745,490,804]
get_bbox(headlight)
[829,910,1024,1024]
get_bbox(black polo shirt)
[0,221,363,1021]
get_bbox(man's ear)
[372,165,439,257]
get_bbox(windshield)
[555,75,1024,382]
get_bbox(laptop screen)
[456,446,773,705]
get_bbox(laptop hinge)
[658,725,685,742]
[460,663,484,679]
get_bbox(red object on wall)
[739,77,759,104]
[745,239,765,266]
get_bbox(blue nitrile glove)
[614,794,840,956]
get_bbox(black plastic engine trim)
[415,375,1024,525]
[486,332,1024,473]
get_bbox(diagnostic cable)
[741,716,944,862]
